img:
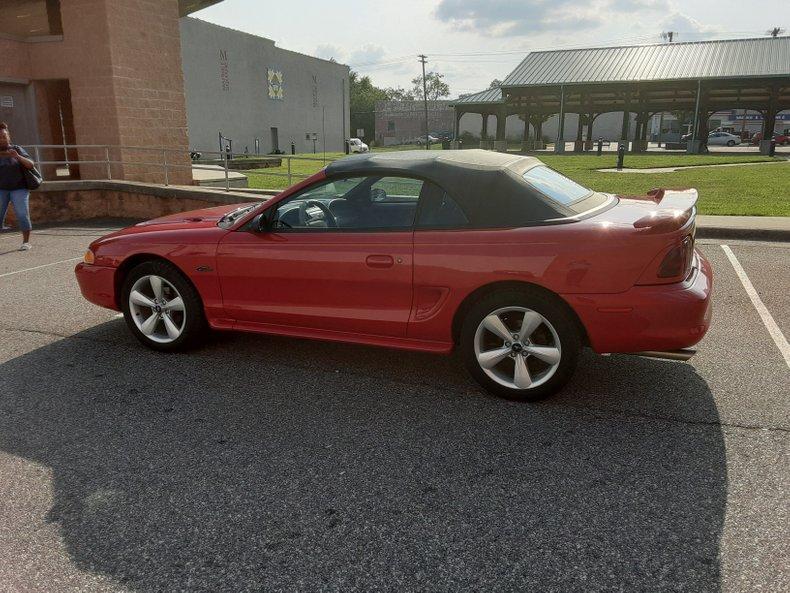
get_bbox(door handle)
[366,254,394,268]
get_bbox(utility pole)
[419,54,429,149]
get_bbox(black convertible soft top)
[325,150,587,227]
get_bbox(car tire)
[121,260,207,352]
[460,289,581,401]
[727,140,735,146]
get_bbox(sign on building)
[311,74,319,108]
[219,50,230,92]
[268,69,284,100]
[356,128,364,137]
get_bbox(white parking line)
[721,245,790,368]
[0,256,82,279]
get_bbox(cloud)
[608,0,671,11]
[347,44,387,67]
[434,0,605,36]
[314,44,344,61]
[659,11,714,35]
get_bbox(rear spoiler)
[632,188,698,233]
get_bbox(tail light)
[658,235,694,279]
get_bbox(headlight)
[83,249,95,264]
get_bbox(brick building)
[374,100,455,146]
[0,0,222,184]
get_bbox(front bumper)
[75,262,120,311]
[565,251,713,354]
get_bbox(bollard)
[597,137,603,156]
[616,144,626,170]
[769,138,776,157]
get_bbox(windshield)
[522,166,592,205]
[218,204,258,229]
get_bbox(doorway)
[270,127,279,153]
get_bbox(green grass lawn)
[245,150,789,216]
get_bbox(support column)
[688,80,706,154]
[494,107,508,151]
[521,113,530,151]
[585,113,595,151]
[620,91,631,151]
[574,114,584,152]
[451,108,463,149]
[554,85,566,153]
[633,112,647,152]
[534,118,544,149]
[760,85,778,155]
[480,113,491,149]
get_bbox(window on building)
[387,121,395,131]
[0,0,63,38]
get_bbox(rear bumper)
[75,263,120,311]
[565,251,713,354]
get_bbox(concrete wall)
[3,181,267,227]
[180,18,350,155]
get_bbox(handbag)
[23,164,43,190]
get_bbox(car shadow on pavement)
[1,321,726,592]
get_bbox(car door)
[215,175,421,338]
[708,133,723,146]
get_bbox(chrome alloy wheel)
[128,275,186,344]
[473,306,562,390]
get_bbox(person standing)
[0,122,35,250]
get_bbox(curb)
[696,226,790,242]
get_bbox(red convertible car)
[76,151,713,401]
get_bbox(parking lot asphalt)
[0,223,788,593]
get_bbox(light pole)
[419,54,429,149]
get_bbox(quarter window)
[416,184,468,228]
[522,165,592,206]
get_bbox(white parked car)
[415,135,440,145]
[707,131,741,147]
[348,138,369,153]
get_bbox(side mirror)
[256,211,272,232]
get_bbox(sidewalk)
[697,215,790,241]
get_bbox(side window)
[369,176,422,203]
[270,175,422,231]
[416,182,469,229]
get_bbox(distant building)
[650,110,790,140]
[375,100,454,146]
[181,18,350,154]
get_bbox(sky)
[192,0,787,97]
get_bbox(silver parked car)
[706,131,741,147]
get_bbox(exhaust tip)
[634,349,697,361]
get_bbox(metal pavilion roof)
[502,36,790,88]
[452,87,503,105]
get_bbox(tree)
[411,71,450,102]
[384,86,415,101]
[489,79,503,88]
[349,70,388,143]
